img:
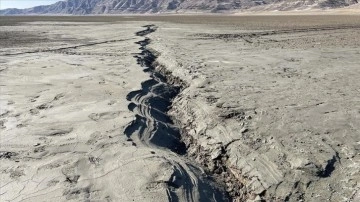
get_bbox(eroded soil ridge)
[123,24,232,202]
[126,25,257,202]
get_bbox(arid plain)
[0,15,360,202]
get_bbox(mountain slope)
[0,0,359,15]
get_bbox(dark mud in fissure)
[124,25,186,155]
[124,25,232,202]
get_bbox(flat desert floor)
[0,15,359,202]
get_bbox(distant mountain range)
[1,0,359,15]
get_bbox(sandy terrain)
[0,20,227,201]
[149,16,360,201]
[1,15,360,202]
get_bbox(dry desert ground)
[0,15,360,202]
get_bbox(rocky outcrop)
[1,0,359,15]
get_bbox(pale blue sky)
[0,0,59,9]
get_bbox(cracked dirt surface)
[0,21,228,202]
[1,16,360,202]
[148,17,360,201]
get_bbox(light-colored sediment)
[0,21,226,202]
[149,21,360,201]
[1,16,360,202]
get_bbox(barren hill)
[0,0,359,15]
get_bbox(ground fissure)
[125,24,252,202]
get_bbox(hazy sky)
[0,0,59,9]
